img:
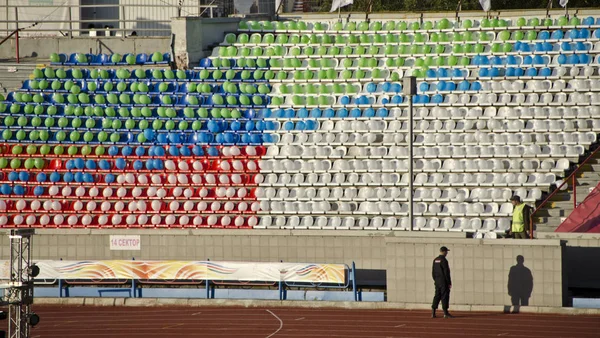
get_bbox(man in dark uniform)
[431,246,454,318]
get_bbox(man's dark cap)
[510,195,521,202]
[440,246,450,252]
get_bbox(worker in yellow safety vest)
[509,195,531,239]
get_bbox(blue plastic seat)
[64,53,78,66]
[136,53,149,64]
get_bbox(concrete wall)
[171,17,240,68]
[0,37,170,60]
[0,229,584,308]
[385,238,565,307]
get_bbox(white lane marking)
[191,312,202,316]
[497,333,510,337]
[295,317,305,321]
[266,309,283,338]
[161,323,184,330]
[395,324,406,328]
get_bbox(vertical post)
[403,77,416,231]
[455,0,462,22]
[14,6,19,63]
[351,262,357,301]
[68,5,73,38]
[572,176,577,209]
[121,4,126,37]
[546,0,552,18]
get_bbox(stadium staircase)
[534,147,600,232]
[0,62,38,95]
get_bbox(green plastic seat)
[370,22,382,31]
[373,34,384,43]
[264,47,275,57]
[310,34,319,44]
[463,44,473,53]
[335,35,346,44]
[333,22,343,31]
[303,46,314,56]
[499,30,510,41]
[384,21,395,30]
[238,33,249,44]
[474,43,484,53]
[414,33,425,43]
[516,17,526,27]
[225,33,236,44]
[359,33,369,44]
[502,43,512,53]
[332,84,343,94]
[345,22,356,31]
[462,19,473,29]
[298,21,307,30]
[526,31,537,40]
[396,22,408,30]
[399,45,408,55]
[239,47,250,57]
[384,45,396,55]
[513,31,524,40]
[341,58,353,68]
[307,84,318,94]
[264,21,274,30]
[385,33,397,43]
[435,44,445,54]
[358,21,369,31]
[409,22,420,30]
[348,34,359,44]
[289,47,300,56]
[480,18,491,28]
[353,69,365,80]
[358,58,368,67]
[399,33,409,43]
[273,46,284,56]
[423,21,433,30]
[329,46,340,56]
[269,58,282,68]
[355,46,366,55]
[435,57,444,67]
[250,21,261,30]
[430,32,439,43]
[422,45,431,54]
[528,18,540,27]
[542,18,553,26]
[570,16,581,25]
[287,21,298,30]
[283,58,293,68]
[226,46,237,57]
[250,33,261,44]
[452,44,462,54]
[262,33,275,44]
[437,18,451,30]
[368,58,378,68]
[491,43,501,53]
[239,21,249,30]
[368,46,378,55]
[275,34,288,44]
[423,56,434,67]
[313,22,324,31]
[410,44,419,54]
[275,21,285,30]
[322,34,333,44]
[317,46,327,55]
[342,46,353,56]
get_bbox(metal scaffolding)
[3,229,36,338]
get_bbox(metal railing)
[530,145,600,238]
[0,1,218,37]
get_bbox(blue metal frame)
[38,260,375,302]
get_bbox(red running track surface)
[17,305,600,338]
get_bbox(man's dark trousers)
[432,284,450,312]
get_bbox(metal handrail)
[529,144,600,238]
[0,2,218,37]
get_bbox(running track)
[18,306,600,338]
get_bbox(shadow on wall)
[131,17,172,37]
[505,255,533,314]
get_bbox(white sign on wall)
[109,235,141,251]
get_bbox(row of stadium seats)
[238,17,599,32]
[222,30,600,46]
[50,52,170,66]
